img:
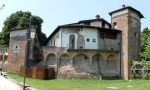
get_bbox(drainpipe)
[97,54,102,79]
[119,32,122,78]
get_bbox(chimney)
[122,4,126,8]
[95,15,100,19]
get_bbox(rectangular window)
[92,39,96,42]
[113,22,117,29]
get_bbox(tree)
[141,37,150,60]
[0,11,47,46]
[141,27,150,60]
[141,28,150,51]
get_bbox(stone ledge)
[68,49,119,53]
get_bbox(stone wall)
[42,46,121,79]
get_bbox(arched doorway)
[69,35,75,49]
[46,53,57,67]
[73,54,89,72]
[59,54,70,67]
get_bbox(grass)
[7,73,150,90]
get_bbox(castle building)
[5,5,143,80]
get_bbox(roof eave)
[109,6,144,18]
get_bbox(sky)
[0,0,149,37]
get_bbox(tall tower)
[109,5,144,80]
[8,28,37,73]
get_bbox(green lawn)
[7,73,150,90]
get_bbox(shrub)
[143,72,150,79]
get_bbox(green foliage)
[143,72,150,79]
[143,61,150,68]
[141,27,150,61]
[143,61,150,80]
[0,11,47,46]
[141,37,150,60]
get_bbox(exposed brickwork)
[7,36,26,74]
[111,9,141,80]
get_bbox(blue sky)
[0,0,149,36]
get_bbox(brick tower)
[109,5,144,80]
[8,28,36,73]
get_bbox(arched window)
[69,35,75,49]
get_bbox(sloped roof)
[45,24,121,45]
[109,6,144,18]
[78,18,111,26]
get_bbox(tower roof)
[109,6,144,18]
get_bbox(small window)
[14,44,18,49]
[135,32,138,37]
[111,48,113,51]
[92,39,96,42]
[113,22,117,29]
[87,38,90,42]
[85,56,87,59]
[13,44,19,53]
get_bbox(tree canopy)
[141,27,150,61]
[0,11,47,46]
